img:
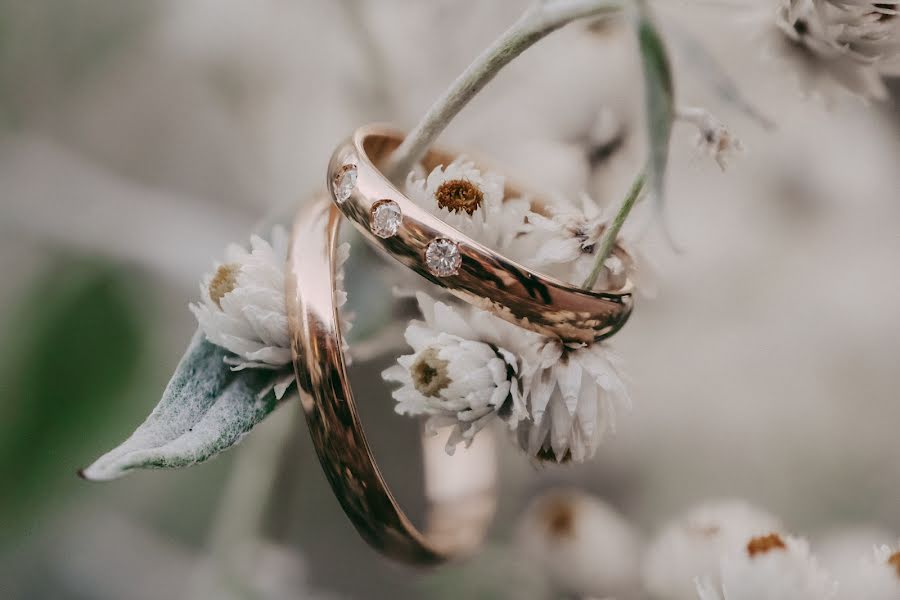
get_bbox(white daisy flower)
[191,227,292,371]
[643,500,783,600]
[516,338,630,463]
[696,533,838,600]
[676,106,744,172]
[516,489,641,599]
[753,0,897,100]
[382,292,539,454]
[518,195,635,291]
[190,226,350,399]
[837,543,900,600]
[405,156,530,250]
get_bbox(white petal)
[556,359,583,415]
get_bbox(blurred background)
[1,1,899,599]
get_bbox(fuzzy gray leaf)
[81,330,288,481]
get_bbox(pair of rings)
[285,124,635,565]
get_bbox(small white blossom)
[644,500,783,600]
[837,544,900,600]
[191,227,350,399]
[696,533,838,600]
[516,489,641,598]
[516,338,630,463]
[754,0,900,100]
[676,106,744,171]
[517,195,634,290]
[382,292,539,453]
[405,156,530,250]
[397,169,637,462]
[191,227,292,371]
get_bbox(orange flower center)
[747,533,787,557]
[541,496,576,539]
[888,551,900,578]
[435,179,484,215]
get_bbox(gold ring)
[326,123,634,344]
[286,198,497,565]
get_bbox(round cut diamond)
[334,164,357,203]
[371,200,402,238]
[425,238,461,277]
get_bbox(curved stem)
[582,172,644,290]
[384,0,622,183]
[189,400,298,598]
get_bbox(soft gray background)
[1,1,898,599]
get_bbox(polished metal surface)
[286,199,497,565]
[327,123,635,344]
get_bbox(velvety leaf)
[636,7,675,238]
[81,331,288,481]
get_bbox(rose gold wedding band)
[326,123,634,344]
[286,197,497,565]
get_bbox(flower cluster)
[762,0,900,99]
[381,159,635,462]
[639,499,900,600]
[190,158,639,463]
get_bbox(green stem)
[582,173,644,290]
[190,400,298,599]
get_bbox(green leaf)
[636,6,675,240]
[0,258,148,531]
[81,331,289,481]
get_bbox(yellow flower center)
[435,179,484,215]
[747,533,786,558]
[208,263,240,308]
[411,347,450,397]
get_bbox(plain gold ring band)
[286,198,497,565]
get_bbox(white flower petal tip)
[643,499,783,600]
[515,489,641,598]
